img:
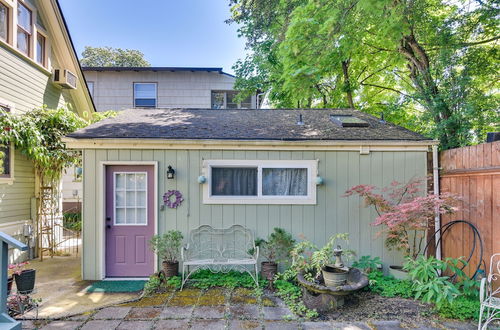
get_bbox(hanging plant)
[163,190,184,208]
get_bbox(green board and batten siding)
[0,43,72,228]
[82,148,427,280]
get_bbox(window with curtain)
[17,2,32,55]
[204,160,316,204]
[0,2,8,42]
[262,168,307,196]
[134,83,157,107]
[36,32,45,66]
[211,167,257,196]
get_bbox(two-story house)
[0,0,94,260]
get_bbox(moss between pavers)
[119,293,171,307]
[262,297,277,307]
[168,295,199,307]
[230,287,258,305]
[175,288,201,297]
[197,293,226,306]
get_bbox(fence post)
[0,232,28,330]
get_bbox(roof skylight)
[330,115,369,127]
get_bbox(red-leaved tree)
[344,178,460,259]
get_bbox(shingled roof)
[68,108,431,142]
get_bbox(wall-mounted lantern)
[197,175,207,184]
[315,176,324,185]
[166,165,175,179]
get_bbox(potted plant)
[344,178,460,279]
[149,230,183,278]
[291,233,355,286]
[253,228,295,280]
[9,261,36,294]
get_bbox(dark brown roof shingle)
[68,108,431,142]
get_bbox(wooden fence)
[439,141,500,277]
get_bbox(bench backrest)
[186,224,255,261]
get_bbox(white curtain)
[211,167,257,196]
[262,168,307,196]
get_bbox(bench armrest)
[181,244,190,261]
[253,246,259,261]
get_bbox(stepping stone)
[80,320,121,330]
[40,321,83,330]
[229,320,262,329]
[229,304,260,320]
[126,307,161,319]
[93,307,132,319]
[190,319,227,330]
[441,321,477,330]
[371,320,403,330]
[117,320,154,330]
[193,305,226,319]
[160,305,193,319]
[264,321,300,329]
[262,307,292,320]
[303,322,334,330]
[330,322,372,330]
[154,319,190,329]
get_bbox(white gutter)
[432,144,441,260]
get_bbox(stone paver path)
[21,287,480,329]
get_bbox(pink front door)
[105,165,154,277]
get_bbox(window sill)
[0,177,15,185]
[0,39,51,76]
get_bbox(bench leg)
[254,264,259,287]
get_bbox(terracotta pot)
[261,261,278,280]
[7,276,13,295]
[14,269,36,294]
[322,265,348,287]
[162,261,179,278]
[388,265,409,280]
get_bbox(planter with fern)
[149,230,183,278]
[253,228,295,281]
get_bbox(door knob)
[106,217,111,221]
[106,225,111,229]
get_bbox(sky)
[58,0,247,74]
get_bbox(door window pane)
[114,172,148,225]
[134,83,156,108]
[0,3,8,42]
[262,168,308,196]
[211,167,257,196]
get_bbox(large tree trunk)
[398,34,457,148]
[342,60,355,108]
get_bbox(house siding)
[83,70,247,111]
[81,148,427,280]
[0,41,73,240]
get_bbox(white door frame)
[98,161,158,279]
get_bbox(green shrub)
[437,296,480,320]
[144,274,163,295]
[367,270,414,298]
[63,212,82,232]
[187,270,267,289]
[353,256,382,273]
[274,269,318,319]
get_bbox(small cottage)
[64,108,435,280]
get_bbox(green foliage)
[91,110,117,124]
[187,270,266,289]
[63,212,82,232]
[291,233,354,281]
[144,273,163,295]
[352,256,382,274]
[0,106,88,184]
[274,271,318,319]
[229,0,499,149]
[253,227,295,264]
[165,276,182,290]
[149,230,183,263]
[367,270,414,299]
[404,256,478,307]
[437,296,481,321]
[80,46,150,67]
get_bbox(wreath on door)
[163,190,184,208]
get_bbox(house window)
[17,1,32,56]
[203,160,317,204]
[36,32,45,66]
[0,2,8,42]
[0,105,12,179]
[211,91,252,109]
[114,172,147,225]
[86,81,94,97]
[134,83,157,108]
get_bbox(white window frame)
[133,82,157,108]
[0,100,14,185]
[202,159,317,205]
[211,90,253,109]
[113,171,148,226]
[0,0,12,44]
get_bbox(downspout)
[432,144,441,260]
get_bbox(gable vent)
[330,115,369,127]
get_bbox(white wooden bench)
[180,224,259,290]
